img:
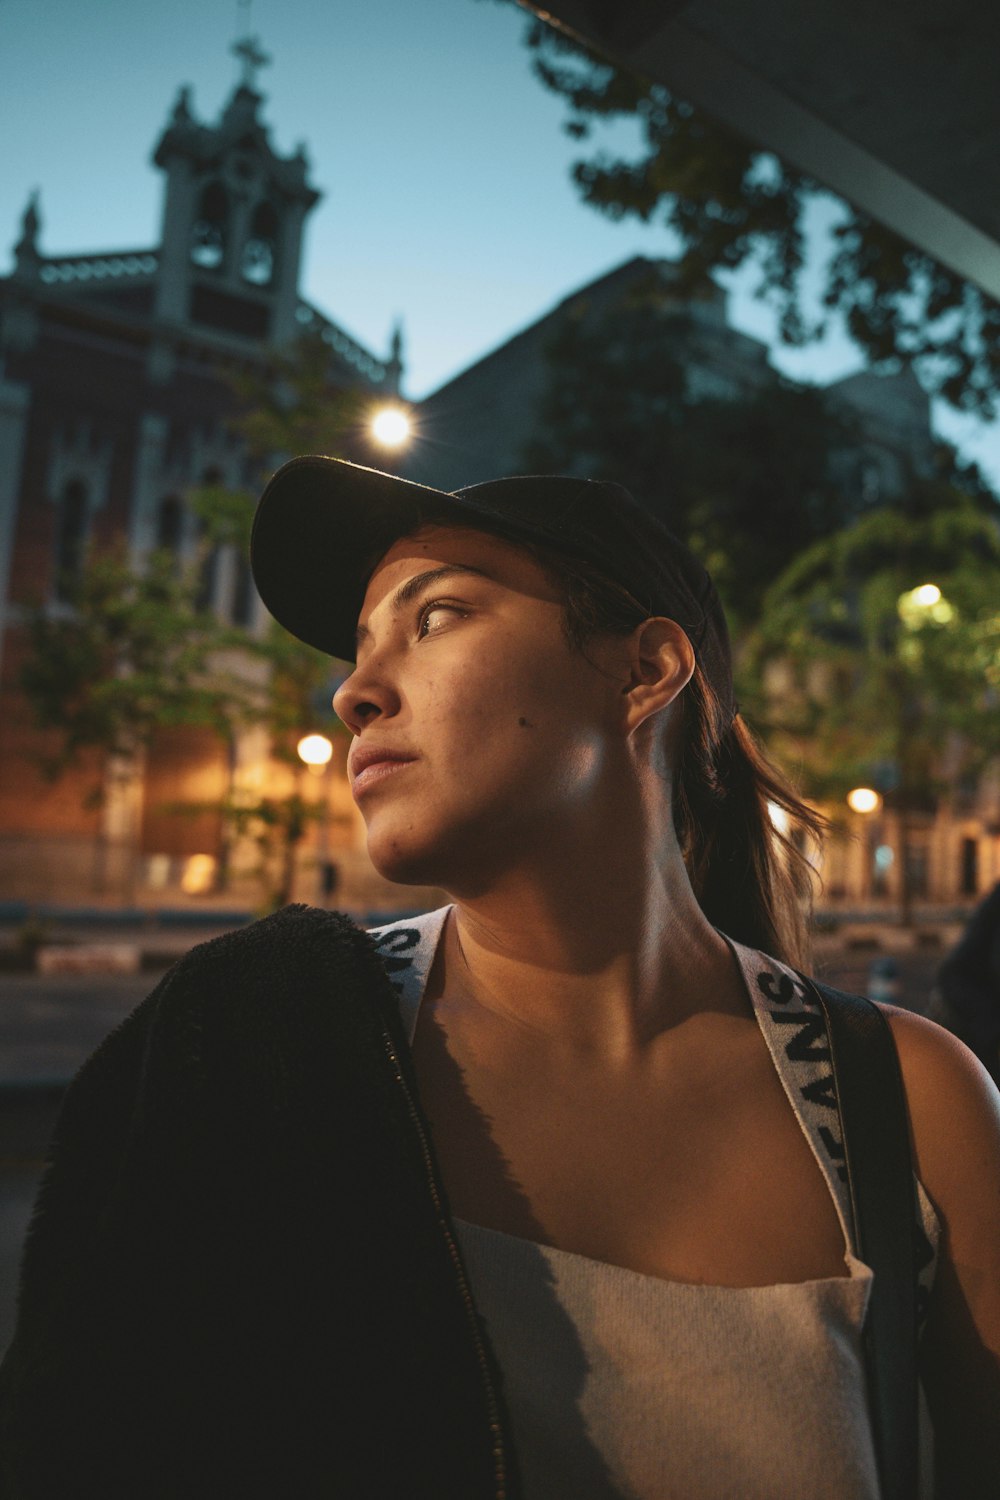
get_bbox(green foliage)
[188,481,256,552]
[170,785,325,914]
[516,16,1000,417]
[229,332,372,464]
[18,545,244,793]
[747,498,1000,805]
[19,333,362,895]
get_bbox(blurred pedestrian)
[867,953,902,1005]
[928,881,1000,1087]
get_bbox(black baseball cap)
[250,455,734,722]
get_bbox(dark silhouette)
[930,882,1000,1086]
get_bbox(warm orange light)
[847,787,881,815]
[180,853,217,894]
[297,733,333,767]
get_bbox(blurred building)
[399,259,1000,911]
[0,65,401,907]
[399,255,935,499]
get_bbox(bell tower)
[151,34,320,346]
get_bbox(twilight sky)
[2,0,997,486]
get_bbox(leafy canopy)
[747,497,1000,806]
[514,13,1000,418]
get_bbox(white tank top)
[368,906,940,1500]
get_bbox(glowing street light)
[898,582,954,628]
[370,405,411,449]
[297,733,333,773]
[296,733,336,903]
[847,787,881,815]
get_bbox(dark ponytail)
[521,538,826,969]
[671,668,825,969]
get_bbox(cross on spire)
[232,1,271,89]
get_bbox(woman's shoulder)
[80,905,394,1089]
[153,903,390,1004]
[877,1003,1000,1203]
[878,1004,1000,1484]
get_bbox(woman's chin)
[365,814,495,893]
[365,827,447,889]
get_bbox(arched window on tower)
[241,200,279,287]
[54,479,88,603]
[191,180,229,271]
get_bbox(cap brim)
[250,455,473,661]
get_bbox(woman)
[2,458,998,1499]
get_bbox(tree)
[746,496,1000,919]
[522,281,867,631]
[18,543,249,895]
[175,333,379,908]
[510,13,1000,418]
[19,335,363,908]
[229,331,374,462]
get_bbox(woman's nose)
[333,666,395,734]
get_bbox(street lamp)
[847,787,884,904]
[897,582,954,628]
[297,733,333,775]
[370,404,411,449]
[297,733,335,905]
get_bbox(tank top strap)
[363,911,938,1317]
[724,937,856,1250]
[366,905,452,1044]
[725,936,940,1323]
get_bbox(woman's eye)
[417,600,462,638]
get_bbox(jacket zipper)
[382,1029,509,1500]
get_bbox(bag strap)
[796,973,920,1500]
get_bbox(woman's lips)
[351,757,417,799]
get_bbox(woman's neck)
[441,849,743,1066]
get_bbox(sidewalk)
[0,896,438,946]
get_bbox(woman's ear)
[621,617,695,734]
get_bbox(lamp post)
[846,787,882,902]
[893,582,952,923]
[297,733,334,905]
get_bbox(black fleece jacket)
[0,905,518,1500]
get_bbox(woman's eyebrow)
[355,564,493,649]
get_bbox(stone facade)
[0,75,397,910]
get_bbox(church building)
[0,45,401,906]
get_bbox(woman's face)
[332,524,635,892]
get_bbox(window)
[195,468,222,611]
[231,552,254,626]
[191,181,229,270]
[195,524,220,611]
[960,837,979,897]
[155,494,183,556]
[241,201,278,286]
[54,479,88,602]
